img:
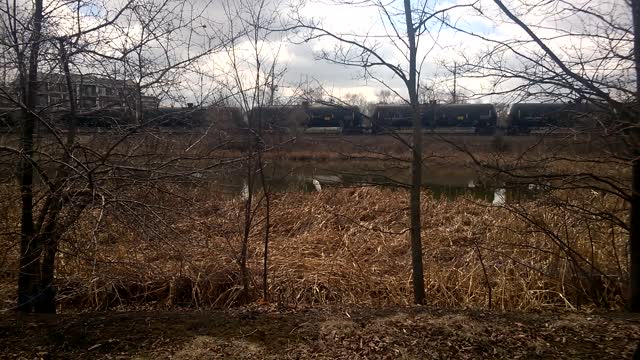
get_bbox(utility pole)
[269,65,276,105]
[199,73,203,107]
[452,62,457,104]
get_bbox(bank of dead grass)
[0,183,626,312]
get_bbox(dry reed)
[0,182,627,312]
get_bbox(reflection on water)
[228,161,538,203]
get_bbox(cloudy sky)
[207,0,631,104]
[27,0,632,105]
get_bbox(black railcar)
[248,105,308,132]
[371,103,497,134]
[370,104,416,133]
[508,103,572,134]
[305,104,364,133]
[426,103,497,134]
[507,102,603,134]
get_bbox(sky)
[194,0,509,104]
[209,0,632,104]
[11,0,633,106]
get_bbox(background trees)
[440,0,638,310]
[216,0,292,301]
[287,0,481,304]
[0,0,636,314]
[0,0,224,313]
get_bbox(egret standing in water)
[312,178,322,192]
[241,181,250,201]
[492,188,506,206]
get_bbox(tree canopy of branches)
[285,0,480,304]
[0,0,224,313]
[442,0,639,311]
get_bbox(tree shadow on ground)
[0,306,638,359]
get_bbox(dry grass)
[0,128,629,313]
[0,181,627,312]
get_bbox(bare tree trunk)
[32,40,81,314]
[632,161,640,311]
[258,146,270,300]
[37,235,57,313]
[404,0,426,305]
[136,83,143,124]
[240,139,254,302]
[256,107,271,300]
[17,0,44,313]
[630,0,640,312]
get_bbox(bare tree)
[286,0,479,305]
[217,0,292,301]
[376,89,395,104]
[0,0,226,313]
[438,0,638,309]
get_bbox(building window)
[82,85,97,96]
[81,98,97,108]
[37,94,48,107]
[50,96,62,106]
[47,82,62,92]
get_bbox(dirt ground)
[0,306,638,359]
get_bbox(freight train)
[0,99,608,136]
[249,101,603,135]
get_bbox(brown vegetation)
[0,177,628,311]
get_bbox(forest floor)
[0,306,638,359]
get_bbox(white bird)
[241,181,250,201]
[312,178,322,192]
[467,180,476,188]
[492,188,506,206]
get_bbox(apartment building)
[2,73,160,110]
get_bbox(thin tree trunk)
[31,40,81,314]
[404,0,426,305]
[630,160,640,311]
[136,84,143,124]
[256,107,270,300]
[409,103,426,305]
[630,0,640,312]
[258,149,270,300]
[36,237,57,313]
[17,0,43,313]
[240,139,254,302]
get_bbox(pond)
[209,160,536,203]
